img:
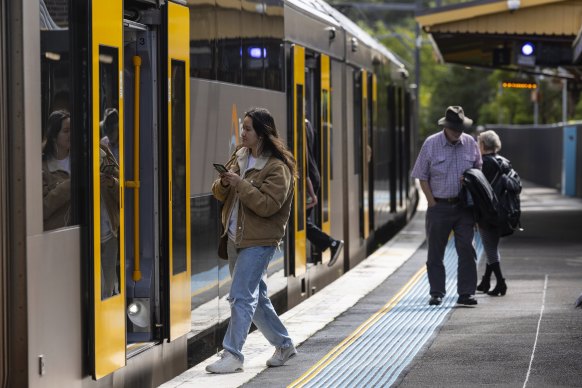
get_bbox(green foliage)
[421,65,492,137]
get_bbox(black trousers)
[426,202,477,297]
[306,207,334,252]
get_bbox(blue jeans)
[223,240,293,361]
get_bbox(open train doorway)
[89,2,190,379]
[304,51,332,267]
[122,18,161,350]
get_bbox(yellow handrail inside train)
[127,55,142,281]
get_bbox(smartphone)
[213,163,228,174]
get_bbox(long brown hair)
[244,107,297,178]
[43,110,70,160]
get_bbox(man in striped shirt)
[411,106,482,306]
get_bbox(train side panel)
[189,80,287,196]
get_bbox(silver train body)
[0,0,417,387]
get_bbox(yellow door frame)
[167,1,191,341]
[91,0,125,379]
[320,54,331,263]
[361,70,369,239]
[292,44,306,276]
[370,73,378,233]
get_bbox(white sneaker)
[205,351,244,374]
[266,344,297,367]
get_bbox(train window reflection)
[42,110,72,230]
[264,0,284,91]
[187,0,284,90]
[264,40,283,91]
[242,43,264,88]
[188,0,216,80]
[353,71,362,173]
[40,0,75,231]
[98,45,121,300]
[171,60,187,275]
[322,90,329,222]
[242,0,264,88]
[217,0,241,84]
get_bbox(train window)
[187,0,283,90]
[296,84,305,231]
[353,71,362,173]
[242,0,264,88]
[40,0,76,231]
[188,0,217,80]
[264,0,284,91]
[264,39,283,91]
[98,45,121,300]
[374,70,391,221]
[387,84,397,213]
[322,89,330,222]
[242,40,264,88]
[171,60,187,275]
[216,0,242,84]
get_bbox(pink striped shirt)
[411,130,482,198]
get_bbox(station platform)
[161,183,582,388]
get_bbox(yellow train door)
[291,44,307,276]
[90,0,126,379]
[319,54,332,263]
[166,1,191,340]
[361,70,370,239]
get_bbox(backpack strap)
[484,155,503,187]
[494,155,512,174]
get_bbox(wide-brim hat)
[437,106,473,132]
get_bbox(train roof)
[286,0,406,70]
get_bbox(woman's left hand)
[221,171,242,187]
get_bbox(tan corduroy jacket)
[212,147,294,249]
[42,160,71,230]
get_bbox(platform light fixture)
[521,42,535,56]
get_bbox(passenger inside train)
[304,118,343,267]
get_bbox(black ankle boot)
[476,276,491,293]
[487,278,507,296]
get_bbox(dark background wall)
[486,124,581,198]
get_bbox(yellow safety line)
[288,265,427,388]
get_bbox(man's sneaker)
[328,240,344,267]
[205,351,244,374]
[266,344,297,367]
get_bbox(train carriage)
[0,0,417,387]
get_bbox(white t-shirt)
[228,154,256,240]
[47,155,70,174]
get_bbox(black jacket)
[462,168,498,225]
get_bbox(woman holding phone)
[208,107,297,374]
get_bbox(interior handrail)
[126,55,142,281]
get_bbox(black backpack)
[487,155,523,236]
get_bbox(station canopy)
[415,0,582,77]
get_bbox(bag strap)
[485,155,504,187]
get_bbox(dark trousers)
[306,207,334,252]
[426,202,477,297]
[478,223,501,265]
